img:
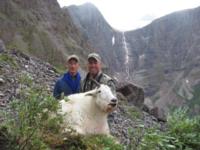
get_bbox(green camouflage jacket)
[81,72,116,95]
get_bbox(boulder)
[0,78,5,85]
[116,82,144,108]
[143,98,167,122]
[116,92,127,102]
[143,97,154,113]
[150,107,167,122]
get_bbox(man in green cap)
[82,53,116,95]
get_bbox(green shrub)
[139,128,176,150]
[134,107,200,150]
[167,107,200,149]
[127,124,145,150]
[0,84,63,150]
[82,135,123,150]
[56,134,123,150]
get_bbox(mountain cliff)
[67,4,200,113]
[125,6,200,113]
[66,3,125,73]
[0,0,92,67]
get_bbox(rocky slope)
[0,43,163,146]
[0,0,92,67]
[67,3,200,114]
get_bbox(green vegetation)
[0,53,18,68]
[127,124,145,150]
[126,106,142,120]
[61,134,123,150]
[0,74,63,150]
[54,64,66,74]
[127,107,200,150]
[18,73,33,86]
[189,84,200,107]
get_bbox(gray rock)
[150,107,167,122]
[116,92,127,102]
[0,101,6,107]
[143,98,154,113]
[0,40,5,52]
[116,82,144,108]
[0,92,4,97]
[0,78,5,84]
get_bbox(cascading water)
[112,36,115,46]
[122,31,130,80]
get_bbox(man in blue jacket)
[53,55,81,99]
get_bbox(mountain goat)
[59,81,117,135]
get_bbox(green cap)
[88,53,101,62]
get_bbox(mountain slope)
[125,6,200,112]
[0,0,91,67]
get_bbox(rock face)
[125,6,200,113]
[66,3,125,73]
[0,0,92,67]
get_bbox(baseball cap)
[67,54,79,62]
[88,53,101,62]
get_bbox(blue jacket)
[53,72,81,99]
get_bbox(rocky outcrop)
[149,107,166,122]
[116,82,167,121]
[116,82,144,108]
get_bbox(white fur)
[59,84,117,135]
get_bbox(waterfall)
[122,31,130,80]
[112,36,115,46]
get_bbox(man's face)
[67,59,79,76]
[88,58,101,76]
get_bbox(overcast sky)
[57,0,200,31]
